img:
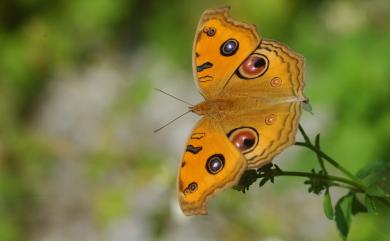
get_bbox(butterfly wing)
[222,39,305,99]
[219,39,305,168]
[192,7,261,98]
[178,117,247,215]
[220,102,301,169]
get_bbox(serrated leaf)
[323,190,334,220]
[364,195,377,213]
[335,194,353,240]
[351,195,368,215]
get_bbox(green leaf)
[259,176,269,187]
[351,195,367,215]
[335,194,353,240]
[323,189,334,220]
[366,185,387,198]
[364,195,377,213]
[356,161,389,179]
[357,160,390,201]
[233,169,258,193]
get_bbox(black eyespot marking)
[244,138,255,148]
[186,145,202,154]
[220,39,239,56]
[206,154,225,174]
[237,54,269,79]
[228,127,259,153]
[206,27,216,36]
[183,181,198,195]
[203,26,216,36]
[188,182,198,191]
[181,161,186,168]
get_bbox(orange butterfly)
[178,7,306,215]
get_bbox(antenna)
[153,88,195,133]
[153,110,192,133]
[154,88,193,106]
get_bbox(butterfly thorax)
[190,99,233,116]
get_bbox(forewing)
[192,7,260,98]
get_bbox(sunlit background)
[0,0,389,240]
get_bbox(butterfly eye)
[228,127,259,153]
[238,54,269,79]
[220,39,239,56]
[206,154,225,174]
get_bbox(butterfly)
[177,6,305,215]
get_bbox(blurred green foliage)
[0,0,389,240]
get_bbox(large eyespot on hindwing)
[227,127,259,154]
[205,154,225,174]
[237,54,269,79]
[220,39,239,56]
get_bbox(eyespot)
[203,26,216,36]
[265,114,276,125]
[183,181,198,195]
[270,77,282,87]
[188,182,198,192]
[220,39,239,56]
[228,127,259,153]
[237,54,269,79]
[206,154,225,174]
[206,27,216,36]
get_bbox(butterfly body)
[190,97,258,116]
[191,96,300,118]
[177,7,305,215]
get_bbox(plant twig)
[256,170,365,192]
[315,134,327,174]
[296,125,366,191]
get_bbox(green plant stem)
[295,125,367,191]
[298,124,311,144]
[295,142,366,190]
[315,134,327,174]
[257,170,365,192]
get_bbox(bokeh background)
[0,0,389,240]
